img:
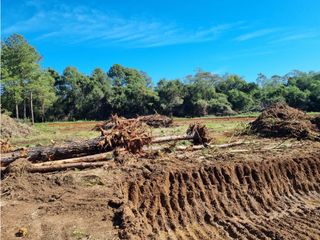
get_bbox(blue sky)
[2,0,320,83]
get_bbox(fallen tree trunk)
[36,152,113,166]
[0,137,105,166]
[0,132,205,167]
[28,161,108,173]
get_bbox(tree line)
[1,34,320,122]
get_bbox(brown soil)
[250,103,320,140]
[1,138,320,240]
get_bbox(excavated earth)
[1,138,320,240]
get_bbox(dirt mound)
[138,114,173,128]
[0,114,33,139]
[250,103,320,140]
[117,151,320,239]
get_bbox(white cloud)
[235,28,280,41]
[270,31,319,43]
[2,4,243,48]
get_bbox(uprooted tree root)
[186,123,212,144]
[249,103,320,140]
[99,116,211,153]
[99,115,152,154]
[0,139,13,153]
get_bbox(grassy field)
[11,118,247,148]
[11,122,100,147]
[11,111,319,148]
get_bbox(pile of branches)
[94,114,173,131]
[137,114,173,128]
[249,103,320,140]
[1,119,211,174]
[98,115,152,153]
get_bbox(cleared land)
[1,115,320,240]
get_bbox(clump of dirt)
[187,123,212,144]
[99,115,152,153]
[249,103,320,140]
[4,158,32,175]
[137,114,173,128]
[0,114,33,138]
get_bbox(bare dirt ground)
[1,137,320,240]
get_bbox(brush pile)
[250,103,320,140]
[137,114,173,128]
[98,115,152,153]
[94,114,173,131]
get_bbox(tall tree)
[108,64,158,117]
[1,34,41,119]
[156,79,185,116]
[28,70,57,122]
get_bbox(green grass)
[173,113,259,120]
[11,119,243,148]
[307,112,320,116]
[13,110,320,148]
[11,121,99,148]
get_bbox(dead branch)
[35,152,114,166]
[28,161,108,173]
[151,134,193,143]
[144,141,247,152]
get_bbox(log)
[1,132,203,167]
[28,161,108,173]
[0,137,105,166]
[151,134,193,143]
[36,152,113,166]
